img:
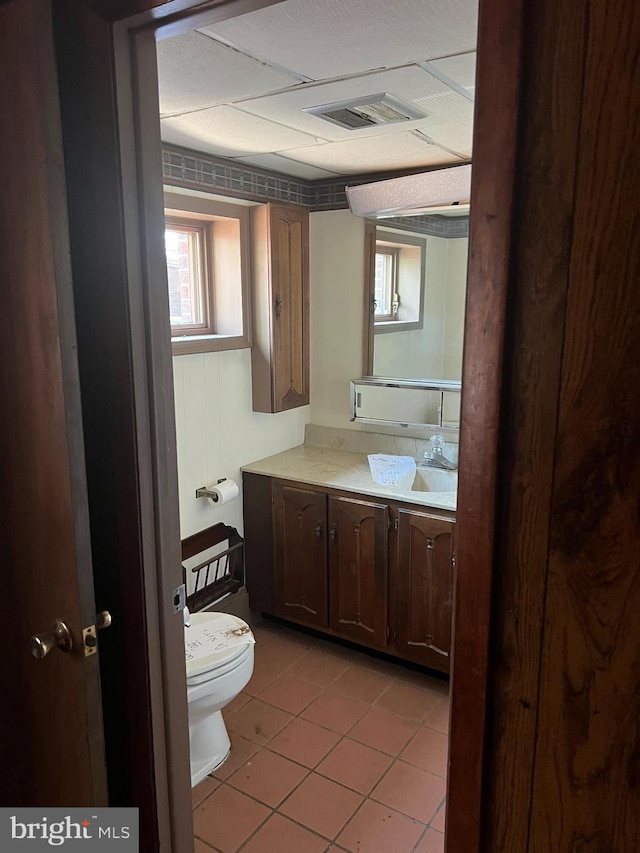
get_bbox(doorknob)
[31,619,73,660]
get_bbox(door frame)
[73,0,525,849]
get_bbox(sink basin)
[411,467,458,493]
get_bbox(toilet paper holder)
[195,479,228,502]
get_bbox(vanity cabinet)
[243,472,455,673]
[251,203,309,413]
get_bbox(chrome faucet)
[421,434,458,470]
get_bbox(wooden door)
[0,0,107,806]
[328,496,389,648]
[271,204,309,411]
[273,483,328,628]
[394,509,455,672]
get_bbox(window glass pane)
[374,251,394,317]
[165,227,203,326]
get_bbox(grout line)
[195,621,448,851]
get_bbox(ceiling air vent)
[304,93,425,130]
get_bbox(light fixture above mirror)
[346,164,472,218]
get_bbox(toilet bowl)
[185,612,255,787]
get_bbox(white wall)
[173,348,309,537]
[442,238,468,379]
[309,209,366,428]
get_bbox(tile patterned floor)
[192,619,449,853]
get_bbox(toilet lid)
[185,612,255,681]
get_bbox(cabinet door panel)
[328,496,388,648]
[271,206,308,410]
[273,483,328,627]
[395,509,455,670]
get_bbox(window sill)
[374,319,423,335]
[171,333,251,356]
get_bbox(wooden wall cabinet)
[251,203,309,413]
[243,473,456,673]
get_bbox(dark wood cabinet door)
[394,508,455,671]
[273,483,328,627]
[328,496,388,648]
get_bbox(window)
[374,248,399,320]
[164,192,251,355]
[374,230,426,333]
[165,217,210,332]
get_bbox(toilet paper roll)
[207,479,239,506]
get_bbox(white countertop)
[242,444,457,513]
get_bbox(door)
[273,483,328,627]
[0,0,107,805]
[394,508,455,671]
[328,496,389,648]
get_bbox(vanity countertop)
[241,444,457,513]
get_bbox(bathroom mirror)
[363,210,469,383]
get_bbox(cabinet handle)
[329,524,337,546]
[315,522,323,540]
[275,295,283,318]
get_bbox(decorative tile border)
[162,146,315,207]
[380,214,469,238]
[162,143,470,236]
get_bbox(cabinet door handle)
[329,524,337,546]
[275,295,283,318]
[315,522,323,540]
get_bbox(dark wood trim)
[526,0,640,845]
[479,0,590,847]
[445,0,525,849]
[53,0,160,828]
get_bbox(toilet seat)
[186,612,254,686]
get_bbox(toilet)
[185,611,255,787]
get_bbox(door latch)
[82,611,113,657]
[172,583,186,614]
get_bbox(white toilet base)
[190,709,231,788]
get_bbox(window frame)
[164,191,252,355]
[373,231,426,335]
[164,215,213,336]
[374,246,400,321]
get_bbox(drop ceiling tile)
[235,153,339,179]
[410,89,474,156]
[199,0,478,80]
[157,31,300,117]
[279,132,460,175]
[160,106,320,158]
[427,52,477,98]
[236,65,473,143]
